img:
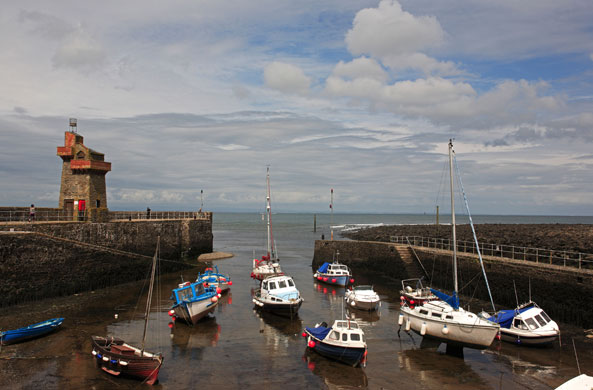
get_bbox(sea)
[1,212,592,389]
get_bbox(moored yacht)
[252,167,283,280]
[399,140,499,351]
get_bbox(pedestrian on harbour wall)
[146,207,151,219]
[29,204,35,222]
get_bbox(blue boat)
[0,318,64,345]
[313,261,353,287]
[197,266,232,294]
[170,280,219,325]
[303,319,367,367]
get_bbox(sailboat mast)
[141,236,159,356]
[449,139,458,294]
[266,167,276,259]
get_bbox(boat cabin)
[262,275,300,301]
[326,320,366,347]
[327,263,350,276]
[173,281,206,302]
[512,308,553,331]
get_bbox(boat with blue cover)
[303,319,367,367]
[253,274,303,317]
[480,301,559,346]
[0,317,64,345]
[313,260,353,287]
[171,279,219,325]
[398,140,499,351]
[197,266,232,294]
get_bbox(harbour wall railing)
[0,207,211,223]
[390,235,593,270]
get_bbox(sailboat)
[398,140,500,350]
[91,238,164,385]
[251,167,284,280]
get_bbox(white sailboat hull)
[400,304,499,349]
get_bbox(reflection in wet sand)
[303,348,368,389]
[399,348,489,390]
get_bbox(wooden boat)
[91,238,163,385]
[253,274,303,317]
[170,280,219,325]
[0,317,64,345]
[251,167,284,280]
[399,140,499,351]
[197,266,232,294]
[91,336,163,385]
[313,259,353,287]
[303,319,367,367]
[481,301,560,346]
[345,285,380,311]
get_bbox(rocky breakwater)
[333,224,593,328]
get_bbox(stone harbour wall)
[0,218,213,307]
[313,239,593,328]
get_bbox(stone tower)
[56,119,111,222]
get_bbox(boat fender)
[405,319,411,332]
[398,313,404,326]
[92,350,97,356]
[420,322,427,336]
[308,340,316,348]
[102,356,110,362]
[120,360,128,366]
[442,324,449,335]
[351,301,356,307]
[332,278,337,283]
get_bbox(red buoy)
[308,340,316,348]
[168,309,175,316]
[350,278,355,284]
[228,281,233,285]
[331,278,337,283]
[216,287,222,294]
[302,332,307,337]
[168,322,174,329]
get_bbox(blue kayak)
[0,318,64,345]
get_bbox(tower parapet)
[57,120,111,222]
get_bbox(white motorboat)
[481,301,560,346]
[345,285,380,311]
[251,167,283,281]
[399,140,500,350]
[253,274,303,317]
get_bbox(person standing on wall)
[29,204,35,222]
[147,207,151,219]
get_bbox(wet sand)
[1,226,593,389]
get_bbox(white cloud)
[264,62,311,95]
[332,57,388,82]
[346,0,444,58]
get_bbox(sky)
[1,0,593,215]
